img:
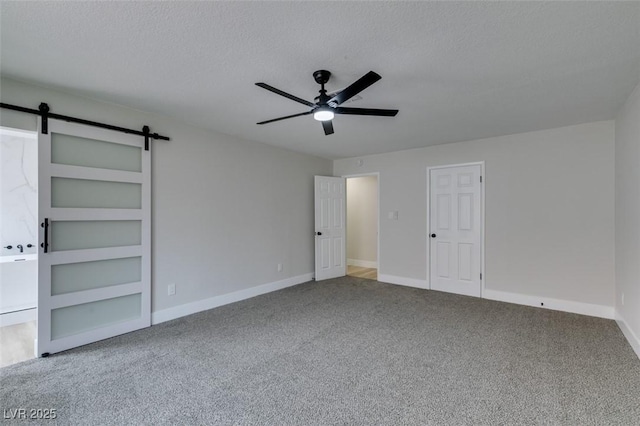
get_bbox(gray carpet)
[1,277,639,425]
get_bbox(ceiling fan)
[255,70,399,135]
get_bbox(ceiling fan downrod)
[313,70,332,105]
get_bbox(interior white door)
[37,118,151,356]
[314,176,346,281]
[429,164,482,297]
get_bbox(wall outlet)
[277,263,283,272]
[168,283,176,296]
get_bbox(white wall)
[346,176,378,267]
[1,257,37,318]
[0,128,38,256]
[615,82,640,356]
[334,121,616,312]
[0,77,332,317]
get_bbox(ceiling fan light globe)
[313,110,334,121]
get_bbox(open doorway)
[0,127,38,367]
[345,174,379,280]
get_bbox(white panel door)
[314,176,346,281]
[429,164,482,297]
[37,118,151,356]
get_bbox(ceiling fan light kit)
[313,107,334,122]
[256,69,399,135]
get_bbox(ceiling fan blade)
[322,120,334,135]
[328,71,382,106]
[334,107,398,117]
[255,83,315,107]
[257,110,313,125]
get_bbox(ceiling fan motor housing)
[313,70,331,85]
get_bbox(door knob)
[316,232,322,236]
[431,234,436,238]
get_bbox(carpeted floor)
[1,277,639,425]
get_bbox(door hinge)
[480,176,483,183]
[480,273,482,280]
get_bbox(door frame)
[342,172,380,275]
[426,162,485,296]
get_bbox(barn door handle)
[40,218,49,253]
[431,233,436,238]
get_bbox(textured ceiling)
[1,1,639,159]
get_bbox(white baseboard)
[616,312,640,360]
[483,289,615,319]
[378,273,427,289]
[0,308,36,327]
[151,273,313,325]
[347,258,378,268]
[374,275,615,320]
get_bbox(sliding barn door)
[37,118,151,356]
[314,176,346,281]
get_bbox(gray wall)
[615,82,640,346]
[334,121,615,308]
[346,176,378,265]
[0,77,332,314]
